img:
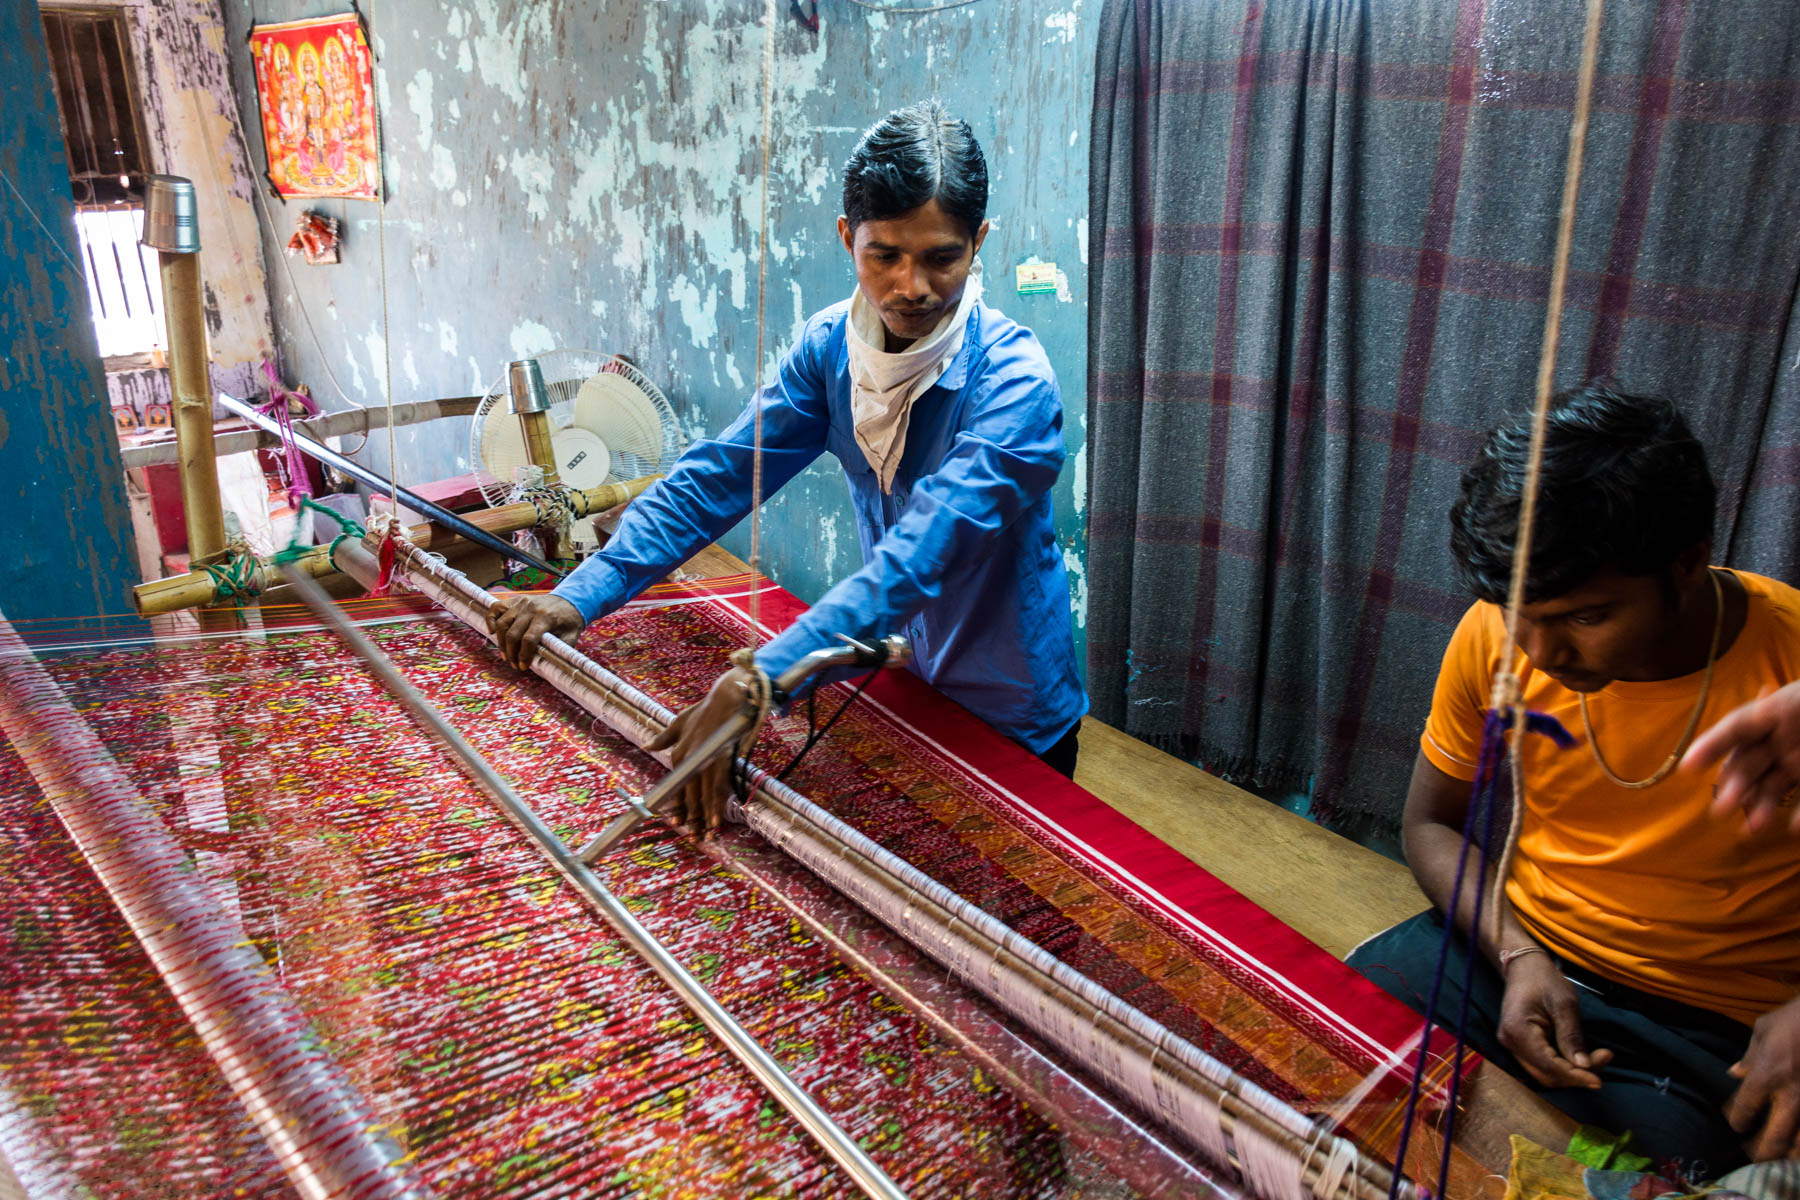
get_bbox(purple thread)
[1386,706,1570,1199]
[259,358,319,508]
[1432,711,1508,1198]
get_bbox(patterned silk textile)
[591,578,1461,1156]
[0,576,1462,1197]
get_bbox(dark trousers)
[1036,723,1080,778]
[1348,910,1753,1178]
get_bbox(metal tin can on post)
[508,358,561,489]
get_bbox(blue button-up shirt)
[552,299,1087,753]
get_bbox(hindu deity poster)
[249,15,381,200]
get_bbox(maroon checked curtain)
[1086,0,1800,835]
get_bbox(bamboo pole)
[160,252,225,562]
[133,543,336,614]
[519,411,561,488]
[130,475,660,616]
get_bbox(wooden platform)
[1072,718,1428,959]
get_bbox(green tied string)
[204,498,368,606]
[274,496,368,568]
[200,552,261,606]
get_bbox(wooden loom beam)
[118,397,485,471]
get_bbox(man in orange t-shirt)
[1348,387,1800,1176]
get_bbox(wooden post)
[159,251,226,562]
[506,357,562,558]
[507,359,561,489]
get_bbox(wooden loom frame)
[41,0,1629,1173]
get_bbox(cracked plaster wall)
[224,0,1096,662]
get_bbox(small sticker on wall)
[1016,259,1072,303]
[1016,261,1059,294]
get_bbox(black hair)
[1449,385,1717,604]
[842,100,988,241]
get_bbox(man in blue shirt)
[491,100,1085,832]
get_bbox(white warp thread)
[1236,1116,1310,1200]
[1304,1123,1361,1200]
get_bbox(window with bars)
[41,5,166,363]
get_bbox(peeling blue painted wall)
[0,1,139,621]
[224,0,1096,664]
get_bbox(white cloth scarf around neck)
[845,260,983,492]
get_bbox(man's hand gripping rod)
[579,634,911,863]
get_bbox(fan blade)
[478,404,533,486]
[573,372,670,466]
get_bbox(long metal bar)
[275,564,908,1200]
[218,393,565,579]
[121,397,484,469]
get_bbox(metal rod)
[218,392,565,579]
[275,565,908,1200]
[121,397,484,469]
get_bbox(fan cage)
[469,350,684,509]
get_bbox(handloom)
[0,527,1495,1199]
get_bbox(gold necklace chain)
[1579,569,1724,789]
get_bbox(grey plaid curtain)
[1086,0,1800,834]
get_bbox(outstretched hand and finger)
[1685,682,1800,834]
[1497,952,1614,1090]
[1727,995,1800,1162]
[645,666,754,837]
[488,592,585,670]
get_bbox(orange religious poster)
[249,14,381,200]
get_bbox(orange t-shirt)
[1420,569,1800,1026]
